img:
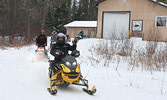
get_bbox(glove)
[72,39,78,45]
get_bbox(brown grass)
[92,37,167,71]
[0,36,35,49]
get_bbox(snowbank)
[0,38,167,100]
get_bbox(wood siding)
[66,27,97,38]
[97,0,167,41]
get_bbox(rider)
[78,30,84,39]
[51,30,58,42]
[49,33,78,73]
[36,30,47,47]
[75,30,84,39]
[50,30,58,50]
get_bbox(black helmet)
[57,33,65,44]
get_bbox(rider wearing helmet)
[51,30,58,41]
[50,33,77,66]
[50,30,58,50]
[36,30,47,47]
[50,33,77,62]
[49,33,78,77]
[75,30,84,39]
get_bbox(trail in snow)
[0,38,167,100]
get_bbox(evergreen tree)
[75,0,89,21]
[0,0,98,43]
[71,0,77,21]
[45,8,56,30]
[89,0,98,21]
[45,0,72,33]
[73,0,97,21]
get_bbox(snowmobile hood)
[61,55,77,69]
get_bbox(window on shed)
[156,16,167,27]
[122,0,127,2]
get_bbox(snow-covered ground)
[0,38,167,100]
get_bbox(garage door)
[103,12,130,39]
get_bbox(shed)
[94,0,167,41]
[64,21,97,38]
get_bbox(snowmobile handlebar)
[71,50,80,57]
[53,50,80,58]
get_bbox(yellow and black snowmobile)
[47,50,96,95]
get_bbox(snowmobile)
[65,34,71,42]
[47,50,96,95]
[75,31,87,40]
[35,46,48,61]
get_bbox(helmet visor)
[58,37,64,41]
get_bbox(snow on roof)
[158,2,167,7]
[64,21,97,28]
[94,0,167,8]
[151,0,167,7]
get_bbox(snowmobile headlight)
[76,53,79,56]
[55,52,59,55]
[73,62,77,66]
[66,62,71,66]
[52,42,56,44]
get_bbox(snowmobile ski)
[47,88,57,95]
[82,86,96,95]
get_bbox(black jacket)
[50,43,76,61]
[36,34,47,46]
